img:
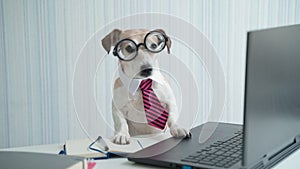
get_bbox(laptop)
[127,24,300,169]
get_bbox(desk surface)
[1,143,300,169]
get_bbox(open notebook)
[65,132,172,159]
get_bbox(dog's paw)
[113,133,130,145]
[170,125,191,138]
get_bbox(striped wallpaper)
[1,0,300,148]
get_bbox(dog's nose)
[140,65,153,77]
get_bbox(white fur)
[104,29,190,144]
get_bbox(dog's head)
[102,29,171,79]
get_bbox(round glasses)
[112,31,168,61]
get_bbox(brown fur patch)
[114,78,123,89]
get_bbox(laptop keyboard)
[181,130,243,168]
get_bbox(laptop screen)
[243,24,300,166]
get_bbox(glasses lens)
[116,40,137,61]
[145,32,166,53]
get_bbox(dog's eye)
[125,45,135,53]
[150,43,157,49]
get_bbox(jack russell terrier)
[102,28,191,144]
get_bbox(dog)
[102,28,191,144]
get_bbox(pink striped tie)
[140,79,169,130]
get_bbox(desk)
[1,144,300,169]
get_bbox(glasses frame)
[112,31,168,61]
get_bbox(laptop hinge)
[262,134,300,167]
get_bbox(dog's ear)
[153,29,172,54]
[102,29,122,54]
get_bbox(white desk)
[1,143,300,169]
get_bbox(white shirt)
[118,66,164,95]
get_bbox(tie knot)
[140,79,153,90]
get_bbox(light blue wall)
[0,0,299,148]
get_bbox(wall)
[0,0,299,148]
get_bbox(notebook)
[0,151,86,169]
[65,132,172,159]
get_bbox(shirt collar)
[118,65,164,95]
